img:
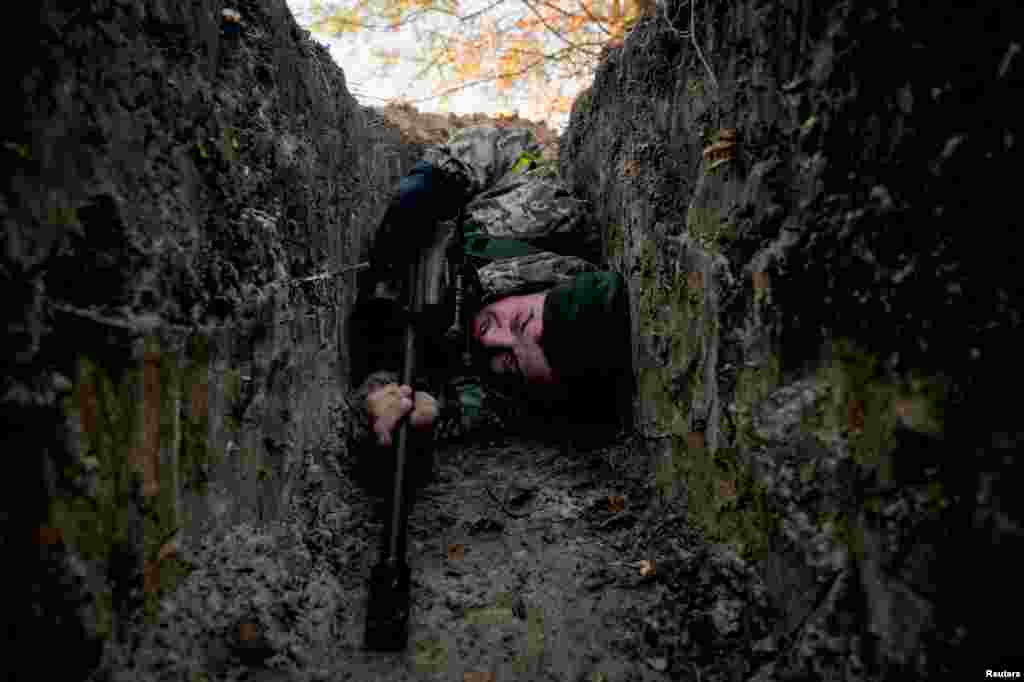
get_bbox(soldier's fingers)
[410,392,439,428]
[399,384,413,397]
[373,418,394,447]
[367,384,400,410]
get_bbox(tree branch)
[458,0,510,23]
[518,0,602,56]
[409,40,454,82]
[401,43,588,103]
[574,0,613,37]
[532,0,579,22]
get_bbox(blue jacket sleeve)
[367,160,470,283]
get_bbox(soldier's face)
[472,292,557,385]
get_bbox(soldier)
[346,125,634,502]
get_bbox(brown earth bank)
[2,0,1022,681]
[371,103,561,162]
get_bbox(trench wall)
[560,0,1023,677]
[1,1,417,677]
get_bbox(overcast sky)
[284,0,583,132]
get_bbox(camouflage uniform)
[346,125,604,494]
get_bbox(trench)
[91,432,775,682]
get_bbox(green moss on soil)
[223,367,243,406]
[221,126,241,162]
[687,206,737,253]
[605,222,625,261]
[573,87,594,117]
[51,354,147,637]
[55,335,219,627]
[53,355,140,564]
[733,353,781,452]
[180,334,221,492]
[512,606,546,672]
[672,437,778,561]
[47,203,82,229]
[413,637,449,673]
[805,338,953,565]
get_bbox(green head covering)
[541,271,631,381]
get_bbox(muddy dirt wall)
[1,1,418,678]
[560,0,1022,678]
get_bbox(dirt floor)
[91,435,776,682]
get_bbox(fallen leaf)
[447,543,466,560]
[687,270,704,291]
[639,559,656,577]
[894,398,914,419]
[718,478,738,500]
[752,270,770,292]
[686,431,706,452]
[848,398,866,433]
[608,495,626,513]
[622,158,641,177]
[238,621,260,642]
[33,526,64,546]
[702,139,736,161]
[157,539,178,563]
[143,562,160,594]
[464,672,496,682]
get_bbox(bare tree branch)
[401,42,587,103]
[409,40,454,81]
[574,0,613,37]
[458,0,510,23]
[518,0,602,56]
[308,3,481,34]
[531,0,579,22]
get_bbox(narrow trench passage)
[95,435,773,682]
[330,439,674,682]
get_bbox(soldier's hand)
[366,384,439,447]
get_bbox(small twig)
[483,484,534,519]
[660,0,692,41]
[660,0,716,96]
[689,0,719,94]
[47,262,367,335]
[778,569,845,647]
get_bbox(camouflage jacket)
[346,126,600,487]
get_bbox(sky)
[284,0,587,133]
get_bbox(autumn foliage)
[305,0,657,123]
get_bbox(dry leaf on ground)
[464,671,496,682]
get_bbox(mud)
[90,435,775,682]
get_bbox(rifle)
[363,215,461,651]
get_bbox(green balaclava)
[541,271,631,382]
